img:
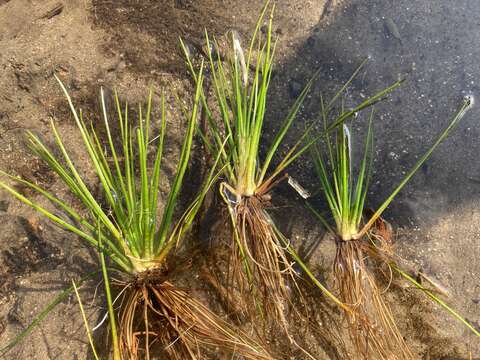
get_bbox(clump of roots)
[333,226,413,360]
[226,192,298,337]
[116,269,273,360]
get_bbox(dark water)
[272,0,480,226]
[265,2,480,355]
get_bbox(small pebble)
[384,17,402,43]
[288,80,302,98]
[306,35,316,48]
[0,200,9,212]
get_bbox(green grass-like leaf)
[313,97,472,241]
[0,68,208,274]
[98,222,121,360]
[181,2,403,313]
[0,271,100,356]
[311,94,476,337]
[72,280,100,360]
[394,265,480,338]
[0,65,235,355]
[182,2,322,198]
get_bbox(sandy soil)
[0,0,478,359]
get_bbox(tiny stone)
[174,0,192,9]
[306,35,316,48]
[288,80,302,98]
[0,200,9,212]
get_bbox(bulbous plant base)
[116,268,273,360]
[333,233,412,360]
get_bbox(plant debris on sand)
[0,68,272,359]
[183,4,323,336]
[310,94,473,359]
[183,5,406,343]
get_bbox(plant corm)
[0,70,274,359]
[181,1,402,343]
[310,95,473,359]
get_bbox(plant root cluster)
[333,222,413,360]
[226,192,299,338]
[116,269,273,360]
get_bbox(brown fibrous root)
[227,193,301,338]
[116,268,273,360]
[333,223,413,360]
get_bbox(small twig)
[39,2,64,20]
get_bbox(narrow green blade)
[0,271,100,356]
[357,97,472,238]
